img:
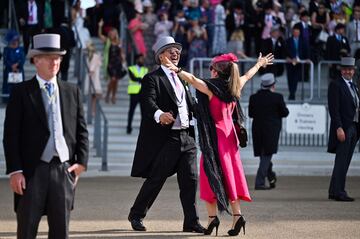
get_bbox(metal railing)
[8,0,20,34]
[317,60,341,99]
[189,57,315,102]
[188,57,335,147]
[242,104,330,147]
[73,25,109,171]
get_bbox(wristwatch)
[176,67,183,74]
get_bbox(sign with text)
[286,104,326,134]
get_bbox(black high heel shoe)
[228,214,246,236]
[204,216,220,236]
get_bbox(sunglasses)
[166,49,181,55]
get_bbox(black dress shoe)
[334,195,355,202]
[268,172,277,189]
[328,194,335,200]
[255,185,271,190]
[128,217,146,231]
[183,223,205,233]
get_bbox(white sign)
[286,103,326,134]
[80,0,96,9]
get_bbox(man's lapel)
[158,68,177,104]
[57,79,69,133]
[181,80,194,110]
[341,79,356,107]
[27,77,48,128]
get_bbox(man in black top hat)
[328,57,359,202]
[325,23,351,80]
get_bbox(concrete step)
[0,35,342,177]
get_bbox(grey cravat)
[349,82,359,106]
[41,82,69,163]
[40,85,56,163]
[349,81,359,122]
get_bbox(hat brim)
[28,49,67,58]
[261,80,277,89]
[340,64,356,68]
[155,43,182,65]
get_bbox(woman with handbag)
[160,52,273,236]
[2,30,25,103]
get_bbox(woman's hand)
[257,53,274,68]
[98,19,104,27]
[159,55,178,72]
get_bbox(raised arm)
[97,19,107,43]
[239,53,274,89]
[160,55,213,97]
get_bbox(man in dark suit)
[260,25,286,76]
[294,11,312,45]
[128,36,204,233]
[285,24,310,100]
[3,33,89,238]
[328,57,359,202]
[249,73,289,190]
[325,23,351,80]
[17,0,45,55]
[49,18,77,82]
[294,11,313,81]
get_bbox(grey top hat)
[152,36,182,65]
[340,57,356,68]
[261,73,276,89]
[28,34,66,58]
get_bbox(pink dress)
[200,95,251,203]
[128,18,147,56]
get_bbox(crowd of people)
[3,0,360,101]
[2,1,360,238]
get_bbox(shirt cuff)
[9,170,23,177]
[154,109,164,123]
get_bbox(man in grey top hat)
[249,73,289,190]
[128,36,204,233]
[3,33,89,238]
[328,57,359,202]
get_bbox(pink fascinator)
[210,0,223,5]
[211,53,239,65]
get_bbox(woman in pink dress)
[128,12,147,56]
[160,52,273,236]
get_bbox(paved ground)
[0,176,359,239]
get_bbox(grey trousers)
[16,158,75,239]
[255,154,273,187]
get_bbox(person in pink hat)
[160,52,274,236]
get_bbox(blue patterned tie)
[45,82,54,97]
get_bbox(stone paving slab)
[0,176,359,239]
